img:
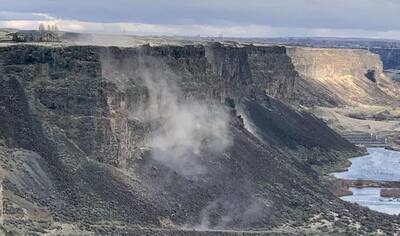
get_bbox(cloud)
[2,1,400,39]
[2,17,400,40]
[2,0,400,32]
[0,11,54,21]
[100,54,232,178]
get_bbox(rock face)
[246,46,341,107]
[246,46,400,107]
[246,46,298,103]
[286,47,400,107]
[371,48,400,70]
[0,43,397,234]
[284,47,400,147]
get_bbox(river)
[333,148,400,215]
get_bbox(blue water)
[334,148,400,181]
[333,148,400,215]
[341,188,400,215]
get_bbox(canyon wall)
[0,43,396,234]
[371,48,400,70]
[287,47,399,106]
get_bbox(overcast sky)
[1,0,400,39]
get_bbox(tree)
[39,23,45,31]
[47,25,51,31]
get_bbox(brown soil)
[381,188,400,198]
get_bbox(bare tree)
[54,25,59,32]
[47,25,51,31]
[39,23,45,32]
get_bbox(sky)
[1,0,400,39]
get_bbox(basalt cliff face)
[284,47,400,147]
[247,46,400,108]
[286,47,400,107]
[371,48,400,70]
[0,43,398,235]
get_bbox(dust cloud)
[101,52,232,177]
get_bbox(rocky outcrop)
[0,43,397,234]
[371,48,400,70]
[246,46,400,107]
[246,46,297,103]
[246,45,337,107]
[287,47,400,106]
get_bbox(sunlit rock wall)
[287,47,399,106]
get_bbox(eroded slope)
[0,43,396,235]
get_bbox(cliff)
[283,47,400,146]
[371,48,400,70]
[247,46,340,107]
[0,43,397,235]
[286,47,400,107]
